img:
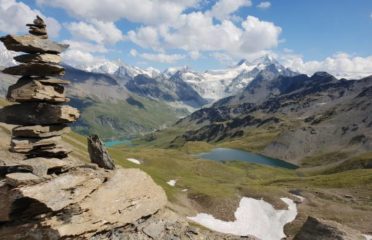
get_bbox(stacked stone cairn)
[0,16,79,159]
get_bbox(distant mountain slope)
[126,73,208,108]
[0,65,188,139]
[156,73,372,170]
[61,66,189,139]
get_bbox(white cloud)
[36,0,199,25]
[0,0,60,37]
[139,52,185,63]
[130,49,138,57]
[208,0,252,20]
[257,2,271,9]
[62,49,107,67]
[65,20,124,44]
[62,40,108,53]
[128,26,161,50]
[210,52,235,65]
[281,52,372,79]
[370,12,372,19]
[189,50,200,60]
[130,14,281,59]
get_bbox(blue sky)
[1,0,372,77]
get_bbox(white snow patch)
[364,235,372,240]
[188,197,297,240]
[182,189,188,192]
[167,179,177,187]
[127,158,141,165]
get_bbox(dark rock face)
[294,216,366,240]
[88,135,115,170]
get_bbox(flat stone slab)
[5,172,42,187]
[26,145,72,159]
[17,76,70,85]
[0,34,68,54]
[3,63,64,76]
[23,158,68,177]
[14,53,61,64]
[13,168,106,212]
[49,168,167,237]
[0,102,80,125]
[7,78,68,103]
[12,125,70,138]
[10,136,62,153]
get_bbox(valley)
[1,49,371,239]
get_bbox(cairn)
[0,16,79,159]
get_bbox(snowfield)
[167,179,177,187]
[126,158,141,165]
[188,197,297,240]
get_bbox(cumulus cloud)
[62,49,108,67]
[257,2,271,9]
[62,40,108,53]
[65,20,124,44]
[210,52,235,65]
[36,0,198,25]
[281,52,372,79]
[139,52,186,63]
[0,0,61,37]
[130,49,138,57]
[128,26,161,50]
[208,0,252,20]
[129,14,281,59]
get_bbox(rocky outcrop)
[12,125,70,138]
[0,102,79,125]
[7,77,69,103]
[0,167,168,238]
[88,135,115,170]
[294,216,367,240]
[0,34,68,54]
[0,16,78,160]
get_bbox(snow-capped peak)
[0,43,17,67]
[84,61,120,74]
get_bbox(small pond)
[198,148,298,169]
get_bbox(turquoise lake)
[198,148,298,169]
[104,139,132,147]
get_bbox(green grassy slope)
[72,95,188,139]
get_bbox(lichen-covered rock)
[87,135,115,170]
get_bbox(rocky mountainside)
[126,72,208,108]
[166,72,372,169]
[0,66,186,139]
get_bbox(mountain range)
[1,48,301,139]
